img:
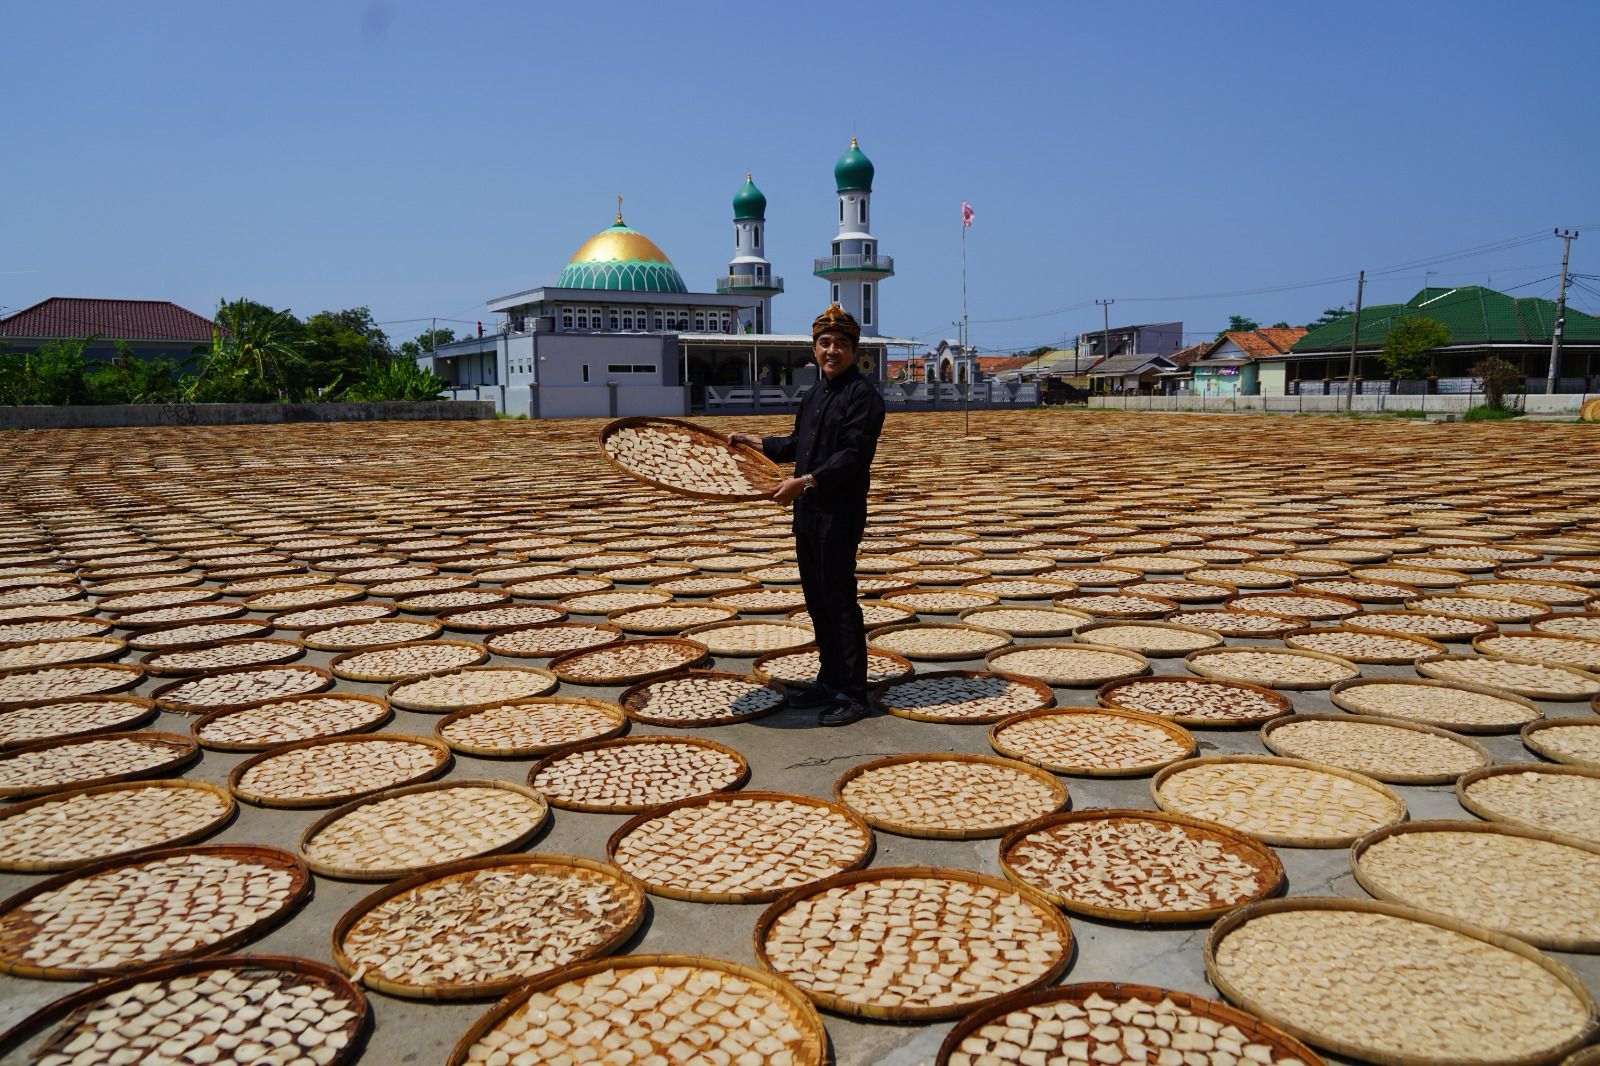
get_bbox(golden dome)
[559,216,687,293]
[566,224,674,266]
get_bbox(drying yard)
[0,410,1597,1066]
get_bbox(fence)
[1090,392,1590,416]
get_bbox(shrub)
[342,358,449,402]
[1462,404,1520,421]
[1471,356,1522,411]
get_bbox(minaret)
[814,138,893,338]
[718,174,783,334]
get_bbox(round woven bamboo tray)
[191,692,391,752]
[1562,1046,1600,1066]
[1532,611,1600,640]
[483,620,622,658]
[789,598,915,629]
[1226,591,1364,620]
[1152,755,1407,848]
[296,779,550,881]
[620,668,788,726]
[1053,591,1179,619]
[1072,620,1224,657]
[873,669,1053,724]
[682,618,815,656]
[936,980,1324,1066]
[328,639,488,682]
[0,730,198,800]
[124,618,273,650]
[386,664,558,713]
[1407,592,1554,624]
[152,663,334,713]
[1457,764,1600,845]
[0,844,311,980]
[548,636,710,684]
[1204,896,1598,1066]
[1047,565,1142,587]
[606,790,872,902]
[432,603,567,633]
[0,693,156,750]
[753,865,1073,1022]
[331,851,646,1001]
[446,952,826,1066]
[1261,713,1490,784]
[1417,653,1600,701]
[754,643,916,687]
[435,695,628,757]
[227,733,452,809]
[650,572,759,596]
[1475,632,1600,672]
[242,584,365,613]
[607,601,737,634]
[1294,577,1423,604]
[1286,625,1448,664]
[1352,819,1600,953]
[990,706,1197,777]
[0,661,144,709]
[1462,578,1597,608]
[1330,676,1541,733]
[1523,717,1600,770]
[505,574,613,599]
[0,778,236,873]
[302,617,443,651]
[832,752,1067,839]
[0,953,370,1066]
[0,636,127,671]
[138,637,306,677]
[0,616,113,646]
[392,588,509,615]
[267,601,396,631]
[600,416,782,501]
[1184,646,1360,690]
[1098,674,1293,727]
[999,808,1282,923]
[530,734,749,813]
[984,641,1151,687]
[867,622,1013,663]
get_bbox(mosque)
[421,139,923,419]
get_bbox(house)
[1086,352,1181,394]
[995,349,1096,387]
[0,298,218,364]
[1266,286,1600,394]
[1189,327,1307,397]
[1075,321,1184,364]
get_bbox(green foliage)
[1462,404,1520,421]
[398,328,457,361]
[1380,316,1450,379]
[0,338,91,405]
[1214,315,1259,340]
[341,357,449,402]
[84,344,180,404]
[1269,321,1291,329]
[298,307,391,399]
[1472,355,1523,411]
[1306,307,1352,330]
[189,299,306,402]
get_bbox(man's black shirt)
[761,364,886,542]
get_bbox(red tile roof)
[0,298,218,343]
[977,355,1034,373]
[1170,342,1210,368]
[1204,327,1309,360]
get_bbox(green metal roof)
[733,174,766,220]
[1291,286,1600,352]
[834,138,874,192]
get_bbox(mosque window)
[839,200,844,222]
[720,314,731,332]
[694,312,706,331]
[859,200,867,224]
[862,283,873,326]
[831,284,840,304]
[608,311,619,330]
[652,312,663,330]
[582,364,590,383]
[863,243,873,259]
[622,311,634,330]
[562,309,573,330]
[576,312,588,329]
[753,226,760,247]
[756,306,764,333]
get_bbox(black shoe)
[818,697,875,727]
[787,686,836,710]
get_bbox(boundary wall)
[0,401,497,430]
[1089,394,1590,417]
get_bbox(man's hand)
[770,477,807,504]
[727,432,762,449]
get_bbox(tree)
[1214,315,1259,340]
[1472,355,1522,411]
[1380,316,1450,380]
[398,328,457,361]
[187,299,306,402]
[1306,307,1352,330]
[341,358,449,402]
[1269,321,1291,329]
[84,342,179,404]
[0,338,90,405]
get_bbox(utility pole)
[1547,229,1579,395]
[1344,271,1365,412]
[1096,299,1114,392]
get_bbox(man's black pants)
[795,527,868,704]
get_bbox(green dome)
[556,220,688,293]
[733,173,767,220]
[834,137,874,192]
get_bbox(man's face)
[814,332,856,380]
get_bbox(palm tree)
[190,299,305,401]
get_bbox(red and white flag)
[961,201,975,227]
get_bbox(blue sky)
[4,1,1598,352]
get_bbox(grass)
[1461,405,1521,421]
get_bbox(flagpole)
[961,213,970,436]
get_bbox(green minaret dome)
[834,137,874,192]
[733,173,767,220]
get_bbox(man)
[729,304,886,726]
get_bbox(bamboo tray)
[1416,653,1600,701]
[138,637,306,677]
[0,616,113,645]
[1097,674,1293,727]
[1351,819,1600,953]
[435,694,628,757]
[1474,632,1600,672]
[753,865,1073,1022]
[991,706,1197,777]
[1185,645,1360,690]
[984,641,1151,686]
[0,693,156,750]
[446,953,826,1066]
[267,601,396,630]
[0,953,370,1066]
[331,852,646,1001]
[386,664,558,713]
[620,668,788,726]
[682,618,815,656]
[0,730,198,800]
[606,790,872,902]
[434,602,567,632]
[1330,676,1541,733]
[1051,591,1179,619]
[297,779,551,881]
[302,617,443,650]
[0,844,311,980]
[191,692,392,752]
[1168,607,1303,637]
[548,636,710,684]
[607,601,737,633]
[937,981,1324,1066]
[1408,592,1554,624]
[152,663,334,713]
[1523,717,1600,770]
[124,618,272,650]
[228,733,452,808]
[328,639,488,682]
[1286,625,1448,664]
[0,636,127,671]
[1457,764,1600,845]
[0,662,144,710]
[1262,713,1491,785]
[754,644,916,687]
[999,808,1282,923]
[869,622,1014,662]
[1073,620,1224,657]
[601,416,782,501]
[392,588,510,615]
[957,604,1092,635]
[0,778,236,873]
[530,734,749,813]
[873,669,1053,724]
[484,620,622,658]
[1205,896,1598,1066]
[241,583,366,612]
[832,752,1067,839]
[1152,755,1407,848]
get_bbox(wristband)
[803,474,817,492]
